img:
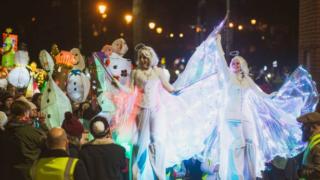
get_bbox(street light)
[169,33,174,38]
[250,19,257,25]
[156,27,163,34]
[149,22,156,30]
[228,22,234,28]
[97,3,107,15]
[238,25,243,31]
[102,13,107,19]
[124,14,133,24]
[179,33,184,38]
[195,26,202,33]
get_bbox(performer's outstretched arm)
[156,67,175,93]
[212,34,230,82]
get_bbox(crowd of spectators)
[0,85,127,180]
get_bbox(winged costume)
[100,22,318,179]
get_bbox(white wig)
[230,56,250,77]
[137,45,159,68]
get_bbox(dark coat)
[299,144,320,179]
[0,120,46,180]
[79,139,127,180]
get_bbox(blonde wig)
[230,56,249,77]
[136,45,159,68]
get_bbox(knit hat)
[0,111,8,129]
[62,112,84,138]
[89,116,110,138]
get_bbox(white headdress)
[230,56,249,77]
[135,44,159,67]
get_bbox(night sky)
[1,0,298,68]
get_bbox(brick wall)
[299,0,320,88]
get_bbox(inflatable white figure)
[67,48,90,103]
[0,79,8,89]
[67,70,90,103]
[94,39,131,119]
[108,52,131,86]
[8,51,30,88]
[71,48,85,71]
[111,38,129,57]
[111,38,130,85]
[39,50,72,128]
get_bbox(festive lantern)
[55,51,76,68]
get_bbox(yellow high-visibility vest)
[31,157,78,180]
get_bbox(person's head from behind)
[47,128,68,150]
[11,100,31,123]
[90,116,111,139]
[62,111,84,143]
[81,102,90,112]
[229,56,249,76]
[298,112,320,142]
[16,96,38,118]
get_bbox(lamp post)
[225,0,232,56]
[93,2,107,38]
[133,0,143,46]
[78,0,82,49]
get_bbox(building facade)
[299,0,320,88]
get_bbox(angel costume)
[67,48,90,103]
[113,45,226,179]
[107,24,318,180]
[172,33,318,179]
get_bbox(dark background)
[0,0,299,69]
